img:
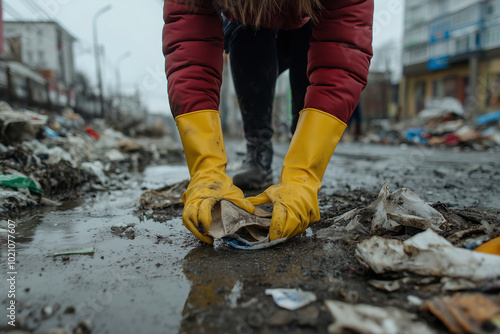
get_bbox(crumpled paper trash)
[421,293,500,334]
[334,183,446,235]
[324,300,436,334]
[265,289,317,311]
[356,229,500,281]
[208,200,286,250]
[139,180,189,209]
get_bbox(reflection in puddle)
[227,280,244,308]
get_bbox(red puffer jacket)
[163,0,373,124]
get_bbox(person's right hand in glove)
[248,108,346,241]
[176,110,255,244]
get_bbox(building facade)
[403,0,500,117]
[2,21,76,105]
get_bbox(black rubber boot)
[233,139,273,190]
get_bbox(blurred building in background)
[2,21,76,106]
[402,0,500,118]
[0,18,146,127]
[360,71,400,123]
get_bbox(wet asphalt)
[1,141,499,333]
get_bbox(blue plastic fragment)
[476,111,500,126]
[44,126,59,138]
[405,128,428,144]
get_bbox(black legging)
[224,20,311,141]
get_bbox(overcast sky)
[3,0,404,115]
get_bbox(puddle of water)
[141,165,189,190]
[4,165,197,333]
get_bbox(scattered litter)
[39,197,62,207]
[22,140,74,166]
[405,128,428,144]
[80,161,108,186]
[0,101,179,210]
[54,247,94,256]
[361,99,500,150]
[474,236,500,256]
[59,108,85,129]
[140,180,189,209]
[105,149,127,161]
[334,183,445,235]
[44,126,59,138]
[84,125,100,140]
[356,229,500,281]
[265,289,317,311]
[476,110,500,126]
[421,293,500,334]
[324,300,436,334]
[208,200,286,250]
[407,295,423,307]
[368,279,403,292]
[0,174,42,194]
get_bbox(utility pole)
[93,4,112,119]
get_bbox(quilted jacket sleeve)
[163,0,224,117]
[305,0,373,124]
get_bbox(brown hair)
[180,0,322,26]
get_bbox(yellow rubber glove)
[176,110,255,244]
[248,108,346,241]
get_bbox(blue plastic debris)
[476,111,500,126]
[265,288,317,310]
[44,126,59,138]
[405,128,428,144]
[222,236,286,250]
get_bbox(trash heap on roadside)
[0,101,183,212]
[312,183,500,334]
[256,183,500,333]
[364,97,500,150]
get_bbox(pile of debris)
[314,183,500,334]
[239,183,500,333]
[0,101,182,212]
[364,98,500,150]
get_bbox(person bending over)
[163,0,373,244]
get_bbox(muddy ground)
[1,141,499,334]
